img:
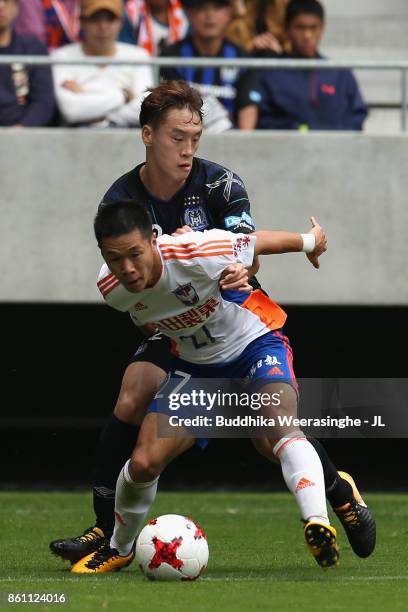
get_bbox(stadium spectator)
[15,0,81,51]
[160,0,261,130]
[52,0,154,127]
[120,0,188,55]
[257,0,368,130]
[0,0,56,127]
[226,0,289,57]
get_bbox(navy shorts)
[130,333,173,372]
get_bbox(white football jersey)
[97,229,270,364]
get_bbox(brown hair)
[139,80,204,129]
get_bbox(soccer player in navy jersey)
[50,80,375,565]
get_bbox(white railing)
[1,55,407,130]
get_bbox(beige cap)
[81,0,123,18]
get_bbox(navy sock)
[308,438,353,508]
[92,414,140,537]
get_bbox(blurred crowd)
[0,0,368,130]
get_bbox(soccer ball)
[135,514,209,581]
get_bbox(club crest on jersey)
[184,206,209,230]
[173,283,200,306]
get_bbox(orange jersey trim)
[99,277,120,296]
[97,272,115,287]
[160,239,234,260]
[162,250,233,261]
[160,239,233,251]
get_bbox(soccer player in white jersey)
[50,81,375,566]
[70,198,346,573]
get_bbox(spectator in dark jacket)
[257,0,368,131]
[160,0,261,131]
[0,0,55,127]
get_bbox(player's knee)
[114,393,145,423]
[252,437,280,463]
[114,381,156,423]
[129,454,163,483]
[252,437,273,460]
[114,368,163,423]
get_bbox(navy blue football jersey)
[102,157,256,236]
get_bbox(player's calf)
[113,361,166,425]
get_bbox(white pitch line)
[0,577,121,584]
[0,576,407,584]
[201,575,408,583]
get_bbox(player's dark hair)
[285,0,325,27]
[139,80,203,128]
[94,200,153,246]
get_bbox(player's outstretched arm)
[254,217,327,269]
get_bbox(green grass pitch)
[1,492,407,612]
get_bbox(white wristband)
[301,233,316,253]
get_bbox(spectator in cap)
[15,0,81,52]
[120,1,188,55]
[257,0,368,130]
[0,0,56,126]
[160,0,261,130]
[52,0,154,126]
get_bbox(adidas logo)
[268,366,284,376]
[114,511,126,526]
[295,477,315,491]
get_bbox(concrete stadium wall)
[324,0,408,18]
[323,0,408,49]
[1,129,407,305]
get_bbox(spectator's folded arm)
[107,96,143,127]
[107,63,154,127]
[55,87,125,125]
